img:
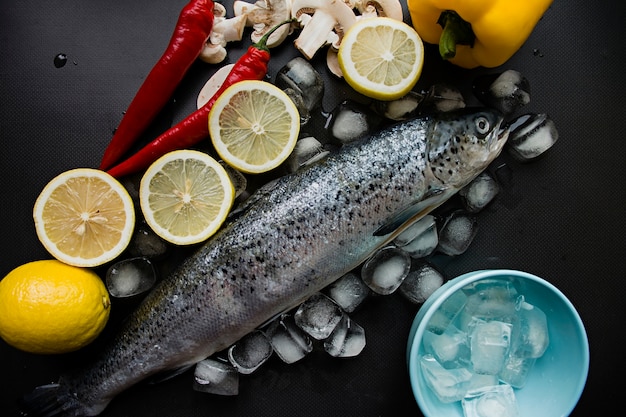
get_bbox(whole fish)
[21,108,508,416]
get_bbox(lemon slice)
[33,168,135,267]
[139,150,234,245]
[338,17,424,101]
[209,80,300,174]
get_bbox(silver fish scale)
[37,110,507,416]
[154,117,433,349]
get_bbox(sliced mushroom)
[234,0,293,48]
[355,3,379,19]
[199,43,228,64]
[199,3,247,65]
[214,2,228,18]
[210,15,247,46]
[291,0,357,60]
[326,47,343,78]
[348,0,403,20]
[197,64,235,109]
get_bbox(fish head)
[427,108,509,187]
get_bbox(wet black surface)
[1,1,625,416]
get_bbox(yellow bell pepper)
[408,0,553,69]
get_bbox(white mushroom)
[197,64,235,108]
[198,3,247,65]
[199,43,228,64]
[355,3,379,19]
[291,0,357,60]
[210,15,247,45]
[347,0,403,20]
[326,47,343,78]
[214,2,228,18]
[234,0,293,48]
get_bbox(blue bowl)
[407,269,589,417]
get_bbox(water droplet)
[532,49,544,58]
[54,53,68,68]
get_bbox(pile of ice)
[189,169,508,396]
[193,290,368,395]
[419,278,549,416]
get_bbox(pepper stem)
[254,18,297,52]
[437,11,476,60]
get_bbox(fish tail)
[19,383,79,417]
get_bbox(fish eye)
[475,116,491,136]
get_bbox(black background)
[1,1,624,416]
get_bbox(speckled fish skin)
[21,108,508,416]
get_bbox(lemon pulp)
[338,17,424,101]
[209,80,300,174]
[33,168,135,267]
[139,150,235,245]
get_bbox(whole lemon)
[0,260,111,354]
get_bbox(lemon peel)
[0,260,111,354]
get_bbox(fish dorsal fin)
[373,188,455,238]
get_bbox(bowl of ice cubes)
[407,269,589,417]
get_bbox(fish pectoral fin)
[147,364,195,385]
[373,188,455,237]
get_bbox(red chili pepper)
[107,18,295,179]
[99,0,215,171]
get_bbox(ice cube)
[420,354,473,403]
[473,69,530,115]
[422,325,469,366]
[326,100,382,145]
[360,246,411,295]
[467,373,499,392]
[462,384,520,417]
[398,262,444,304]
[265,314,313,364]
[398,220,438,258]
[506,113,559,162]
[325,272,371,313]
[127,219,169,258]
[282,87,312,125]
[294,293,344,340]
[393,214,436,247]
[227,330,273,375]
[515,301,549,358]
[324,314,366,357]
[193,358,239,396]
[420,83,466,113]
[469,320,512,375]
[436,210,478,256]
[426,290,467,334]
[459,172,500,213]
[285,136,330,173]
[459,279,521,329]
[275,57,324,112]
[105,256,157,298]
[499,352,536,389]
[371,90,424,121]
